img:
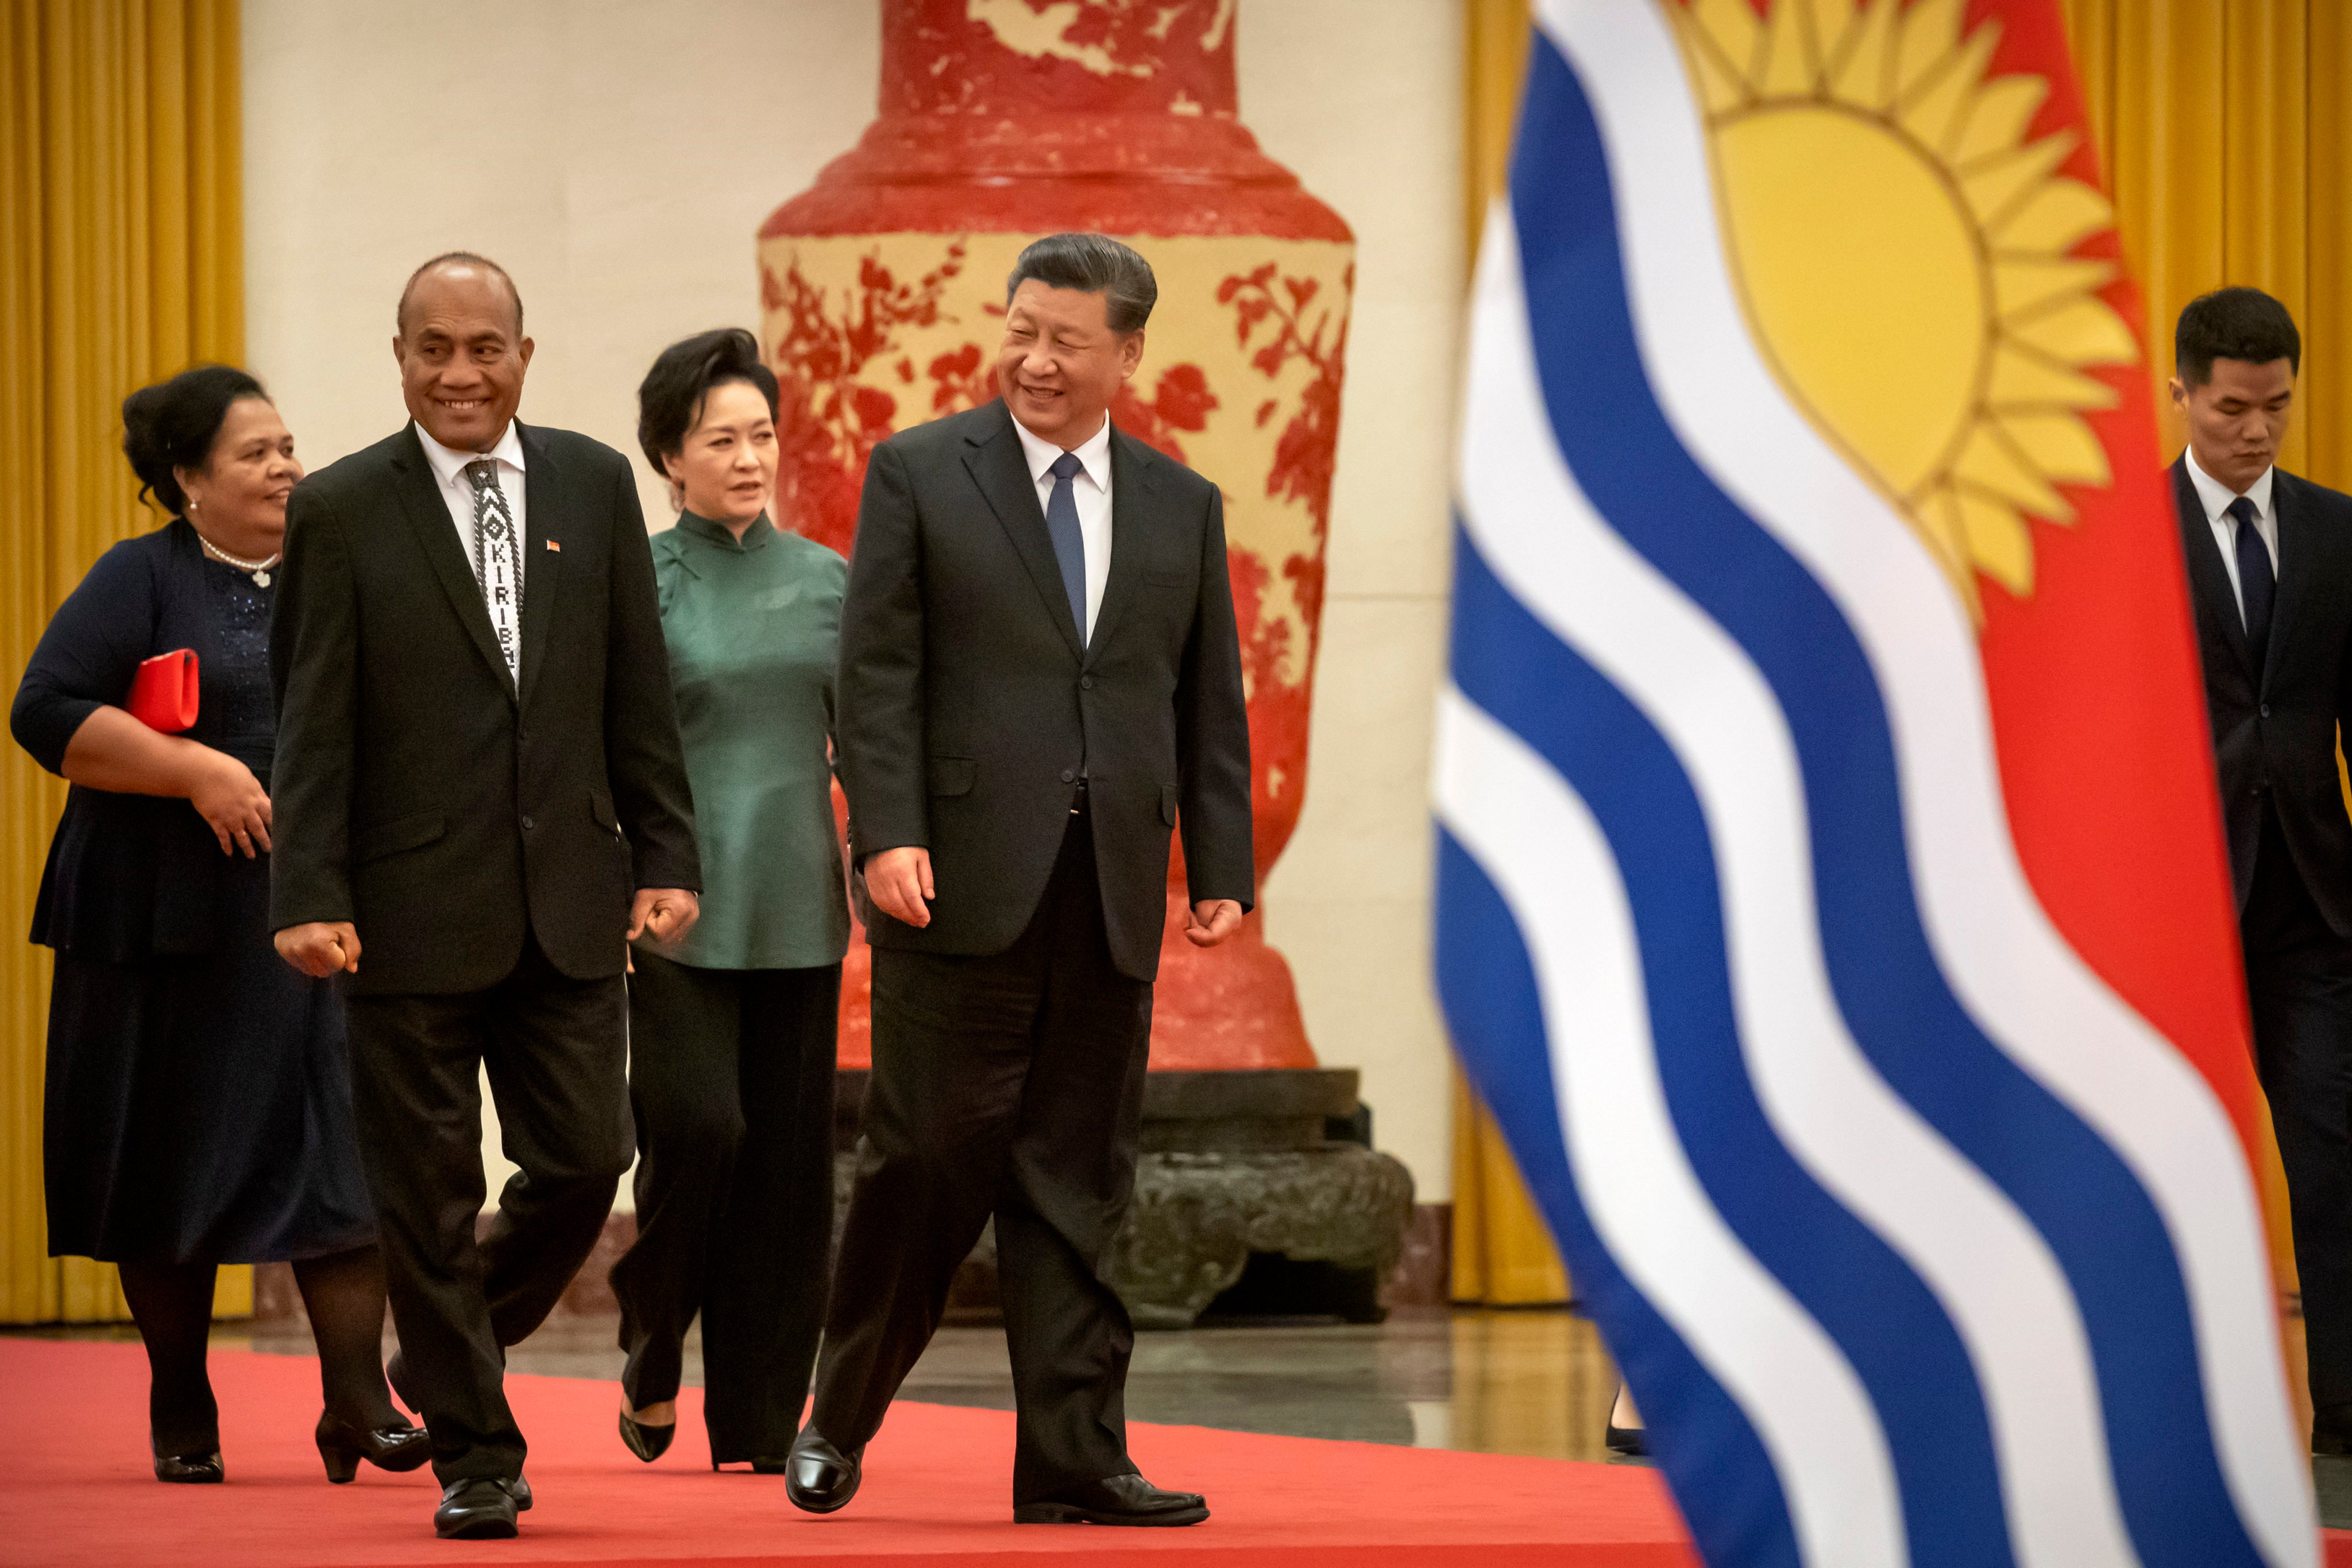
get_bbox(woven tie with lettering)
[1045,451,1088,648]
[465,459,523,682]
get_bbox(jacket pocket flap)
[354,809,446,864]
[588,790,620,831]
[928,756,977,797]
[1160,783,1180,826]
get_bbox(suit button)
[1081,676,1095,690]
[520,814,535,831]
[2260,704,2272,718]
[1060,768,1076,783]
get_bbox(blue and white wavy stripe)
[1433,5,2309,1566]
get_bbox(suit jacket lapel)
[2263,472,2306,694]
[389,425,515,700]
[1086,427,1157,666]
[2173,457,2255,681]
[515,422,561,709]
[963,400,1083,659]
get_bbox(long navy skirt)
[42,845,375,1264]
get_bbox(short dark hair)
[2177,287,2301,387]
[121,364,269,515]
[1005,233,1157,333]
[397,250,524,338]
[636,327,780,476]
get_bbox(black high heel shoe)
[619,1408,675,1463]
[315,1409,431,1483]
[153,1448,224,1484]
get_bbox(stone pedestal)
[834,1067,1412,1330]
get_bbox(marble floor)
[41,1306,1627,1465]
[242,1306,1631,1463]
[29,1307,2352,1530]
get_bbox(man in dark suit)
[269,253,701,1538]
[2171,286,2352,1452]
[783,234,1252,1526]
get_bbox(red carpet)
[2,1336,1698,1566]
[12,1338,2349,1567]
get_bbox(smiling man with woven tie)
[268,253,701,1540]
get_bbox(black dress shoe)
[153,1449,224,1484]
[1605,1422,1648,1458]
[435,1477,525,1539]
[619,1409,674,1463]
[315,1410,431,1482]
[782,1427,862,1513]
[1014,1472,1209,1526]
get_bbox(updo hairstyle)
[636,328,780,478]
[121,364,268,516]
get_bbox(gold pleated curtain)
[2062,0,2352,487]
[1453,0,1566,1307]
[1450,0,2350,1305]
[1,0,248,1323]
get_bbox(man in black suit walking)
[269,253,701,1538]
[2171,286,2352,1452]
[783,234,1252,1526]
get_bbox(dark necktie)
[2229,495,2274,673]
[1045,451,1088,647]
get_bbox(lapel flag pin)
[544,539,561,552]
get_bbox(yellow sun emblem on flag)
[1672,0,2138,614]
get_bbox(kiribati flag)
[1434,2,2315,1565]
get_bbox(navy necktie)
[1045,451,1088,647]
[2229,495,2274,672]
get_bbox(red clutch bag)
[126,648,199,732]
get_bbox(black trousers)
[812,809,1154,1503]
[2243,805,2352,1427]
[344,931,633,1485]
[609,951,839,1463]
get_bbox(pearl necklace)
[196,530,281,588]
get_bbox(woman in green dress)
[610,329,848,1469]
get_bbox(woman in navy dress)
[11,366,427,1485]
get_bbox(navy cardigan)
[12,519,246,959]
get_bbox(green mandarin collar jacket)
[643,511,849,971]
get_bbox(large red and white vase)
[759,0,1351,1072]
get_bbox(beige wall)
[1241,7,1463,1200]
[244,0,880,526]
[242,1,1463,1203]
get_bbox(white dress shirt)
[1012,411,1113,642]
[415,420,528,601]
[2185,445,2277,629]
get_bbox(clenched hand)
[867,845,934,929]
[276,921,360,977]
[1184,899,1242,948]
[628,887,700,945]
